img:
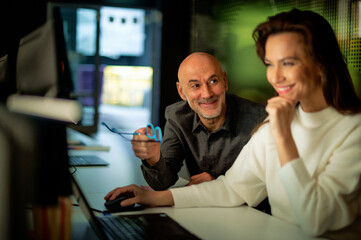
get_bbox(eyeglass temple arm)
[102,122,141,135]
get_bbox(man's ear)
[176,81,187,101]
[223,71,229,91]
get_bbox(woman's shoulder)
[250,119,273,143]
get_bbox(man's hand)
[131,127,161,166]
[186,172,215,186]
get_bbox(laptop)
[69,155,109,166]
[71,174,201,240]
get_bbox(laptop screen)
[71,174,201,240]
[71,174,109,239]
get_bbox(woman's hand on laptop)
[104,185,174,207]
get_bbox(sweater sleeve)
[278,123,361,236]
[170,175,244,208]
[170,126,268,208]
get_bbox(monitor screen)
[0,104,72,239]
[16,7,73,99]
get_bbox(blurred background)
[0,0,360,136]
[190,0,361,105]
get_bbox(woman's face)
[264,32,328,112]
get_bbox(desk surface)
[67,128,324,240]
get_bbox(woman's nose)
[269,66,285,84]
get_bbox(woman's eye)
[283,61,294,66]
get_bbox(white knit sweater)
[170,106,361,237]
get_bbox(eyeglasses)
[101,122,162,143]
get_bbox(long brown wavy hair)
[251,9,361,134]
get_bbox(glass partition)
[48,3,162,135]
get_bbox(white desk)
[67,128,324,240]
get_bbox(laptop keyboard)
[98,215,146,239]
[69,155,108,166]
[69,156,88,165]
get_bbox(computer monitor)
[16,7,73,99]
[0,105,32,239]
[0,104,72,239]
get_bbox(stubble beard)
[188,95,224,119]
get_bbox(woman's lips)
[277,84,295,94]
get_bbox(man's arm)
[185,172,215,186]
[140,119,186,190]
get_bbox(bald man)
[132,52,266,190]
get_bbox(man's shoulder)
[228,93,265,111]
[165,100,190,113]
[227,94,267,124]
[165,101,194,120]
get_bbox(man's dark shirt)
[141,93,267,190]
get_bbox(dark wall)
[0,1,47,57]
[0,1,47,102]
[158,0,191,128]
